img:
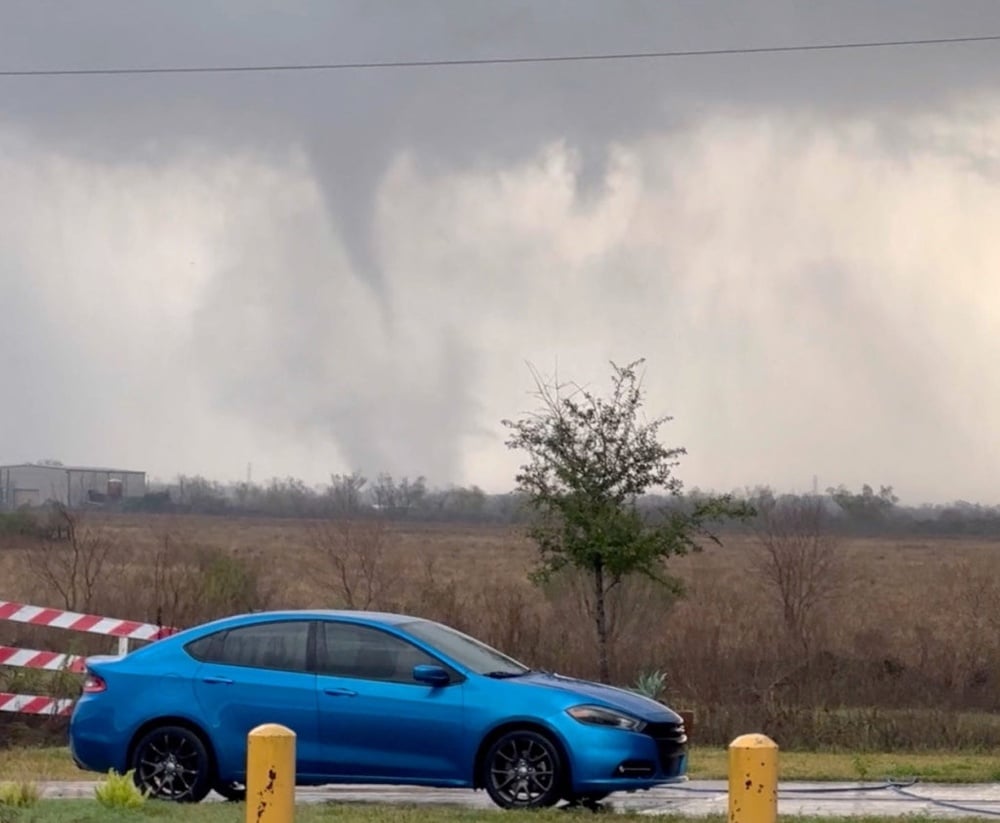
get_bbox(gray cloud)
[1,1,1000,499]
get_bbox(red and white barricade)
[0,645,85,673]
[0,692,76,716]
[0,600,176,715]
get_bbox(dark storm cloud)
[2,1,1000,496]
[5,0,1000,282]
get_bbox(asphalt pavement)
[36,779,1000,817]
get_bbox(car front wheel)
[131,725,212,803]
[482,729,564,809]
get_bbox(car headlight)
[566,705,646,732]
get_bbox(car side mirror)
[413,664,451,687]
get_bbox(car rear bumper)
[69,697,128,775]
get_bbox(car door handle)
[202,676,233,685]
[323,687,357,697]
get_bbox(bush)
[634,669,668,701]
[0,510,42,539]
[0,781,39,808]
[136,540,273,629]
[94,770,146,809]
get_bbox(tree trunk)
[593,560,611,683]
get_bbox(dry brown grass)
[4,514,1000,750]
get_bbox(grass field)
[4,745,1000,785]
[6,513,1000,749]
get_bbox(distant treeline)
[119,474,1000,537]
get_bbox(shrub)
[0,510,42,539]
[634,669,668,701]
[0,781,40,807]
[94,770,146,809]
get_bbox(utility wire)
[0,33,998,78]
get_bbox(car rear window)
[185,621,309,672]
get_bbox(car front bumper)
[561,722,688,793]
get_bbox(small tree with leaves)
[503,359,751,683]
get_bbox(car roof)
[183,609,425,634]
[271,609,418,625]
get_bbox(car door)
[189,619,321,779]
[314,620,466,783]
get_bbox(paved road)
[38,779,1000,817]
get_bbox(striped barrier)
[0,600,177,715]
[0,601,175,642]
[0,692,75,716]
[0,645,85,673]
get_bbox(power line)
[1,33,998,78]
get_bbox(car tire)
[131,725,213,803]
[481,729,565,809]
[213,781,246,802]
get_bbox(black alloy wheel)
[131,725,212,803]
[482,730,563,809]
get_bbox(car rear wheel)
[131,725,212,803]
[482,729,564,809]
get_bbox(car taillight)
[82,674,106,694]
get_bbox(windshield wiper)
[482,670,530,679]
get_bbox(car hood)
[515,671,682,722]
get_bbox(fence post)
[246,723,296,823]
[117,637,129,656]
[728,733,778,823]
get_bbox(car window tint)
[185,630,227,662]
[317,622,440,683]
[402,619,528,675]
[208,621,309,672]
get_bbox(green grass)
[5,745,1000,785]
[688,747,1000,783]
[0,747,1000,783]
[2,806,999,823]
[0,750,79,783]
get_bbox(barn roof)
[0,464,145,475]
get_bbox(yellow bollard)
[245,723,296,823]
[728,733,778,823]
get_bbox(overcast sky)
[2,1,999,503]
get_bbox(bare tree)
[137,531,273,629]
[25,506,118,611]
[372,473,400,512]
[146,532,195,628]
[749,495,845,655]
[307,517,396,609]
[328,472,369,515]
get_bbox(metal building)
[0,464,146,510]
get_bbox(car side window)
[185,631,225,662]
[316,621,446,684]
[186,621,310,673]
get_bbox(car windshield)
[401,619,530,677]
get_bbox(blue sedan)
[69,610,688,808]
